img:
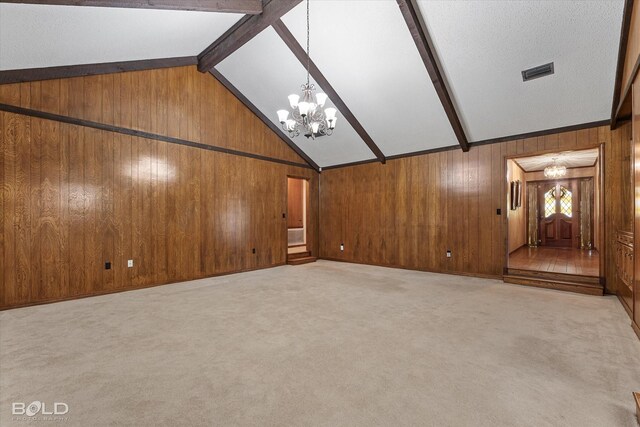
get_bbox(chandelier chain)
[306,0,310,86]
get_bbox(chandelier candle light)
[544,157,567,178]
[277,0,337,139]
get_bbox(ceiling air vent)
[521,62,554,82]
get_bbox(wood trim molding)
[322,144,461,171]
[470,120,610,147]
[396,0,469,152]
[611,0,635,129]
[0,56,197,85]
[0,102,312,169]
[197,0,301,71]
[272,20,386,164]
[633,321,640,341]
[387,144,460,161]
[321,158,379,171]
[322,120,608,171]
[0,0,263,13]
[209,69,320,172]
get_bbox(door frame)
[286,175,311,256]
[503,144,605,283]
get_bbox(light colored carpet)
[1,260,640,426]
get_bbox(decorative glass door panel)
[539,181,577,247]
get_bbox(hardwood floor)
[509,246,600,277]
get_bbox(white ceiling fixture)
[276,0,337,140]
[544,158,567,179]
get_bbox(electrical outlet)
[105,261,111,270]
[127,259,134,268]
[446,250,452,258]
[340,243,344,251]
[252,248,256,254]
[496,208,501,215]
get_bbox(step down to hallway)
[287,251,316,265]
[504,268,603,296]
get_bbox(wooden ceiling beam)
[272,19,386,164]
[0,56,197,85]
[0,0,263,14]
[197,0,300,72]
[396,0,469,152]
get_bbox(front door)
[539,181,577,247]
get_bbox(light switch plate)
[127,259,134,268]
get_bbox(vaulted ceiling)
[0,0,626,169]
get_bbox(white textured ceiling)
[282,0,458,156]
[216,26,376,168]
[418,0,624,142]
[0,4,243,70]
[514,148,599,172]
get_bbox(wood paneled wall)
[507,160,526,254]
[0,66,318,310]
[319,125,632,292]
[0,66,304,164]
[632,74,640,334]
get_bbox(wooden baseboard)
[617,294,634,319]
[0,262,286,311]
[632,322,640,341]
[318,257,502,280]
[508,243,527,254]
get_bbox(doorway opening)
[505,147,603,294]
[287,177,316,265]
